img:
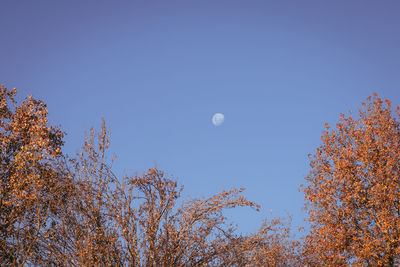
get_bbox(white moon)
[212,113,224,126]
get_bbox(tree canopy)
[0,85,298,266]
[302,94,400,266]
[2,85,399,266]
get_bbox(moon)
[212,113,224,126]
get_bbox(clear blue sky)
[1,0,400,234]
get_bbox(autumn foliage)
[0,85,68,265]
[0,85,298,266]
[2,85,399,266]
[302,94,400,266]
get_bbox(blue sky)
[1,0,400,234]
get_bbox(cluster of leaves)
[302,94,400,266]
[0,86,68,265]
[2,85,399,266]
[0,85,298,266]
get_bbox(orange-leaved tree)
[0,85,69,266]
[48,119,264,266]
[216,216,299,266]
[0,85,299,266]
[302,94,400,266]
[55,119,299,266]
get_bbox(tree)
[216,216,299,266]
[0,85,69,266]
[55,119,298,266]
[302,94,400,266]
[0,85,299,265]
